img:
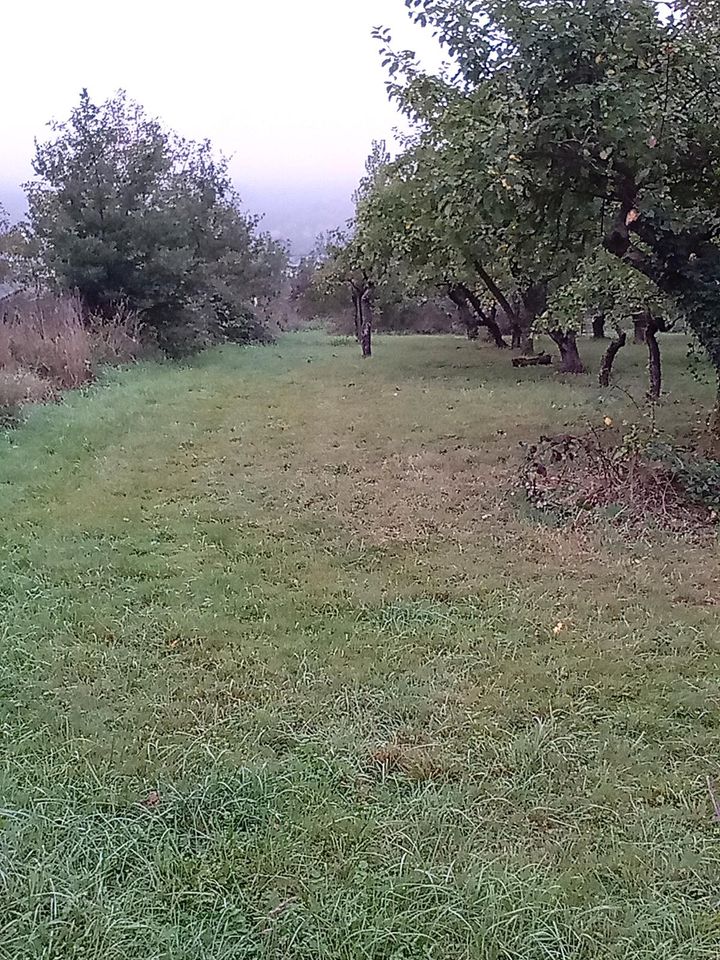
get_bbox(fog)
[1,0,441,250]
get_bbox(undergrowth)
[0,293,141,420]
[521,422,720,527]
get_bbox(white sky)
[2,0,437,193]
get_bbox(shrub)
[643,438,720,513]
[521,427,720,527]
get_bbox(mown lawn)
[0,332,718,959]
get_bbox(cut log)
[512,352,552,368]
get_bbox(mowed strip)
[0,333,718,960]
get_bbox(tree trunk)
[512,326,535,354]
[487,304,508,347]
[458,285,509,348]
[472,260,521,327]
[482,314,508,349]
[518,284,545,355]
[633,317,647,344]
[710,382,720,449]
[646,314,662,400]
[598,329,627,387]
[604,202,720,440]
[360,290,372,358]
[522,333,535,355]
[592,314,606,339]
[351,288,361,342]
[462,301,479,339]
[446,287,480,339]
[549,330,587,374]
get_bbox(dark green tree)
[26,89,283,352]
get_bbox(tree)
[352,145,511,347]
[314,144,396,359]
[26,89,281,352]
[543,249,681,391]
[399,0,720,436]
[0,207,11,288]
[0,210,41,294]
[374,19,601,369]
[311,231,371,355]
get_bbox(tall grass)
[0,293,141,416]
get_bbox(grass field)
[1,332,718,959]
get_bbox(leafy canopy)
[394,0,720,376]
[26,90,286,352]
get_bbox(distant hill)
[0,181,354,257]
[242,182,354,256]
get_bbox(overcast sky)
[2,0,439,230]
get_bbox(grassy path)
[1,334,718,958]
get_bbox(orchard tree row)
[320,0,720,434]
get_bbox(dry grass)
[298,444,503,545]
[0,368,54,405]
[0,293,141,414]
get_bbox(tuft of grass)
[0,332,718,959]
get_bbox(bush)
[521,427,720,527]
[643,438,720,513]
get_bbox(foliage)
[295,234,452,334]
[315,229,369,296]
[292,251,350,322]
[25,90,286,354]
[397,0,720,423]
[354,148,474,294]
[643,436,720,512]
[373,9,603,328]
[0,208,36,291]
[541,249,681,334]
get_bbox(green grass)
[0,332,718,959]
